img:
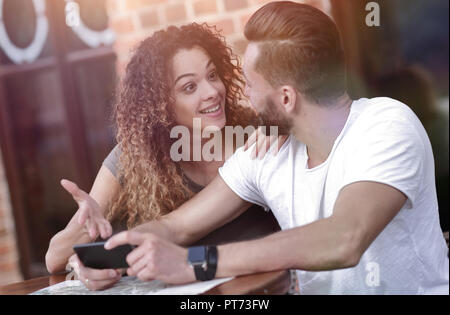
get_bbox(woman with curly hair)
[45,23,281,290]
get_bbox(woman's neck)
[179,128,234,186]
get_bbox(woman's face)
[171,46,227,131]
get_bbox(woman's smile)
[198,99,224,117]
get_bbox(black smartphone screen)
[73,242,135,269]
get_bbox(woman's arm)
[45,165,119,274]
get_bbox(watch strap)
[205,245,217,281]
[192,263,208,281]
[189,245,218,281]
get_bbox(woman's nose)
[202,81,220,100]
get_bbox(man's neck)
[291,94,353,168]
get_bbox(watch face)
[188,246,207,264]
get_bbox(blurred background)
[0,0,448,284]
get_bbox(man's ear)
[278,85,297,114]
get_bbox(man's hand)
[244,126,289,159]
[105,231,195,284]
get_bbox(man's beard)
[254,97,292,136]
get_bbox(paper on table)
[30,276,234,295]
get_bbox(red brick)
[253,0,274,5]
[239,13,252,29]
[116,59,130,77]
[0,215,6,234]
[212,18,235,36]
[110,16,135,34]
[165,3,187,23]
[0,241,11,256]
[139,9,159,28]
[253,0,325,11]
[106,0,118,13]
[0,228,6,238]
[304,0,325,11]
[113,37,140,56]
[0,260,18,272]
[232,38,248,55]
[125,0,165,11]
[193,0,218,16]
[125,0,144,11]
[224,0,248,11]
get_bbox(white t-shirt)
[219,97,449,294]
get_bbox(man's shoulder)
[348,97,423,137]
[232,135,295,161]
[223,135,297,179]
[338,97,429,160]
[354,97,416,121]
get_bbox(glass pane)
[65,0,111,52]
[392,0,449,96]
[78,0,108,31]
[73,55,116,173]
[0,0,53,65]
[4,69,79,264]
[3,0,36,48]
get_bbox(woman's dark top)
[102,145,281,245]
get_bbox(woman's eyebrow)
[174,59,214,85]
[174,73,194,85]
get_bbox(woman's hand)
[244,127,289,159]
[67,254,122,291]
[60,179,112,240]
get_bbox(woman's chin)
[202,115,226,132]
[202,121,225,134]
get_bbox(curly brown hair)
[108,23,256,228]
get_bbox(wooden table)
[0,270,290,295]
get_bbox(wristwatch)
[187,245,218,281]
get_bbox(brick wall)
[0,152,22,285]
[0,0,332,286]
[106,0,331,76]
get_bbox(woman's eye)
[208,70,218,80]
[183,83,196,93]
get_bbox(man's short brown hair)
[244,1,347,105]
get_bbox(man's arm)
[215,181,407,277]
[106,180,407,284]
[133,175,251,246]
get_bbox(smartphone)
[73,241,135,269]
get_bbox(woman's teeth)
[200,104,220,114]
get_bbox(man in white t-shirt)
[106,2,449,294]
